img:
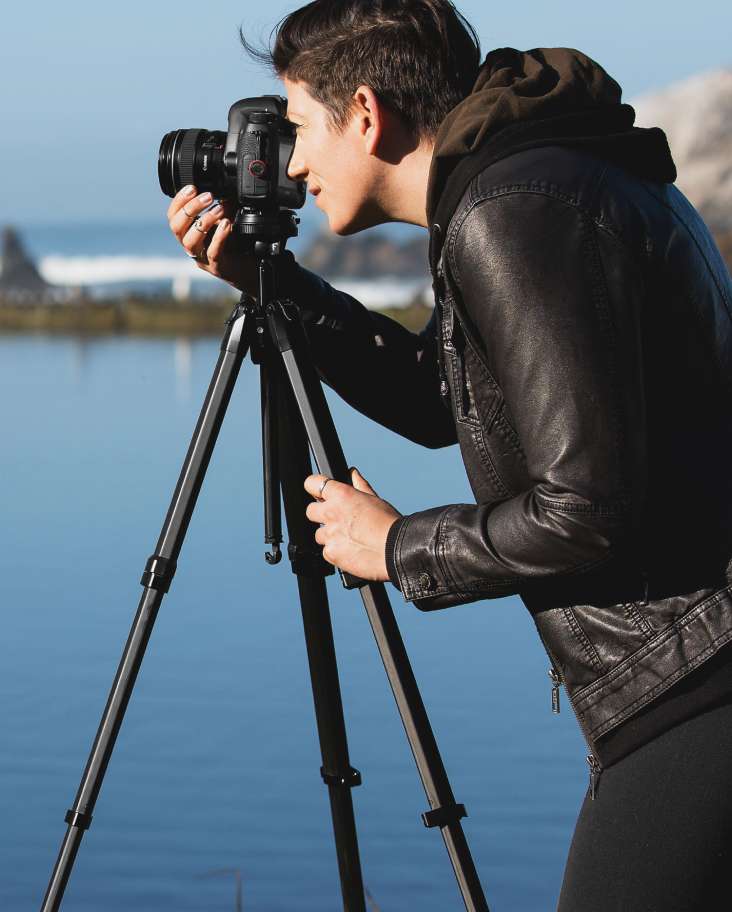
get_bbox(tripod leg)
[267,300,491,912]
[40,305,251,912]
[274,369,367,912]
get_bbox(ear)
[351,84,385,156]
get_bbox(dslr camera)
[158,96,306,240]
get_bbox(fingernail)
[210,204,223,216]
[220,218,230,230]
[198,192,212,204]
[182,185,195,197]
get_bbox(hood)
[427,47,677,224]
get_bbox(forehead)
[283,78,325,120]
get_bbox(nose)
[287,140,307,182]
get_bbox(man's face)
[284,78,380,235]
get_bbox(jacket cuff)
[386,506,461,607]
[385,516,405,591]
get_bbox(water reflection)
[69,336,91,385]
[174,337,193,402]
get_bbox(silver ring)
[318,477,333,498]
[192,218,207,234]
[182,205,195,218]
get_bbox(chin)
[327,208,387,236]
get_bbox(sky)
[1,0,729,225]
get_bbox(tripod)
[40,215,490,912]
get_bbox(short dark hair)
[241,0,481,138]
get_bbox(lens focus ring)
[177,129,205,192]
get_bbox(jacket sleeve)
[277,253,457,449]
[385,192,647,608]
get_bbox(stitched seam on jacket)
[469,424,511,496]
[393,517,413,600]
[563,607,605,674]
[491,408,523,454]
[536,495,631,515]
[394,513,455,601]
[623,601,655,639]
[447,188,607,286]
[590,626,732,738]
[437,506,460,591]
[574,586,732,706]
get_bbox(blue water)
[19,216,422,260]
[0,335,588,911]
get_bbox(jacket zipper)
[548,667,562,714]
[586,753,602,800]
[547,662,603,800]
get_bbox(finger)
[182,204,226,259]
[314,526,326,546]
[304,474,331,500]
[166,184,197,221]
[350,466,378,496]
[305,501,325,524]
[172,191,216,237]
[205,218,232,268]
[321,544,336,566]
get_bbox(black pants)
[557,698,732,912]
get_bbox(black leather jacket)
[284,143,732,767]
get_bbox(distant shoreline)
[0,296,432,336]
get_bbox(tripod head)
[229,208,300,265]
[233,208,299,255]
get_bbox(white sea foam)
[36,255,431,308]
[328,278,430,309]
[39,255,211,286]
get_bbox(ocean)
[0,331,590,911]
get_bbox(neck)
[377,138,435,229]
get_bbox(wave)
[39,255,213,286]
[329,278,430,309]
[37,256,430,308]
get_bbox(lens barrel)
[158,129,226,198]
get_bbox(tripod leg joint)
[320,765,362,789]
[64,808,93,830]
[140,554,177,593]
[421,802,467,829]
[288,543,335,578]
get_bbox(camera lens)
[158,129,227,198]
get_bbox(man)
[168,2,732,908]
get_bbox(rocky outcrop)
[0,226,56,302]
[632,69,732,235]
[300,229,429,280]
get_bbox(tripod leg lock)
[320,765,362,789]
[288,543,335,578]
[421,802,467,829]
[140,554,177,593]
[64,808,93,830]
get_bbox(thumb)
[350,466,378,496]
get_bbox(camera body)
[158,96,306,224]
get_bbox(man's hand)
[166,185,257,294]
[304,468,401,581]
